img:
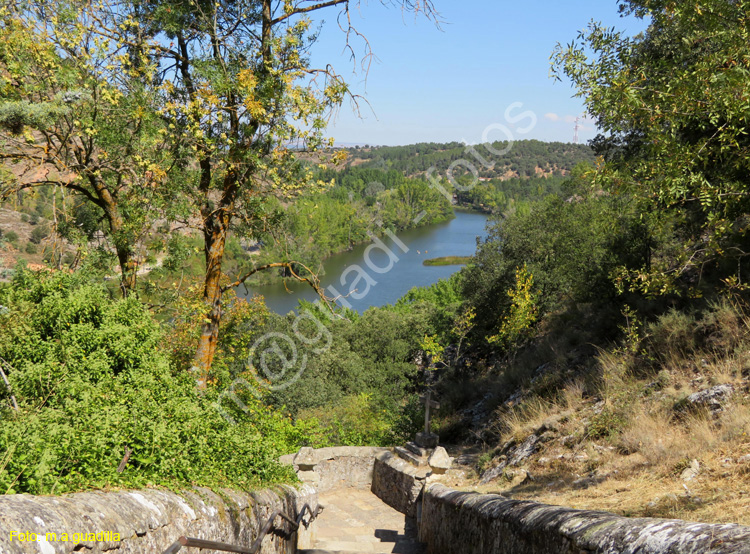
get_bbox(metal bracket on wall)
[162,503,320,554]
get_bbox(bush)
[463,192,649,339]
[24,242,37,254]
[298,393,396,446]
[29,224,49,244]
[4,231,18,243]
[0,270,300,494]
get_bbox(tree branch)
[222,260,338,313]
[271,0,350,25]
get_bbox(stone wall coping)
[423,484,750,554]
[279,446,392,468]
[0,484,318,554]
[377,451,428,478]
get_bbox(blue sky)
[307,1,649,146]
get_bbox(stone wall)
[279,446,390,493]
[0,484,318,554]
[370,452,426,518]
[420,483,750,554]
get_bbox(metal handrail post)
[161,503,318,554]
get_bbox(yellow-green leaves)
[488,265,539,348]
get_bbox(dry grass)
[463,302,750,525]
[494,380,587,444]
[617,408,720,471]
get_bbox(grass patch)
[423,256,472,266]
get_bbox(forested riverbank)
[2,0,750,529]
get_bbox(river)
[239,209,490,314]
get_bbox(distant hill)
[342,140,595,180]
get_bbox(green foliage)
[216,281,465,447]
[0,270,298,494]
[587,406,628,439]
[0,5,173,292]
[464,192,649,338]
[618,305,644,354]
[250,306,430,417]
[393,273,464,343]
[552,0,750,296]
[420,334,444,366]
[347,140,595,181]
[29,224,48,245]
[422,256,471,266]
[298,393,402,447]
[0,99,69,135]
[487,265,540,348]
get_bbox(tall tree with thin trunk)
[0,2,170,295]
[98,0,439,386]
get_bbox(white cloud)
[544,113,560,122]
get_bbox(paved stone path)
[300,489,425,554]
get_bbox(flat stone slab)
[415,432,439,449]
[405,442,429,457]
[395,446,426,467]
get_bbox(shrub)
[297,393,407,447]
[4,231,18,243]
[463,192,649,338]
[29,224,49,244]
[0,269,299,494]
[24,242,37,254]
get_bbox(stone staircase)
[298,489,425,554]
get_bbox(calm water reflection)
[238,210,490,314]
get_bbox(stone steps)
[393,446,425,467]
[404,442,428,458]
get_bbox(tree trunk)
[193,171,237,388]
[115,243,138,296]
[94,179,138,297]
[193,219,228,389]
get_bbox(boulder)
[684,384,735,413]
[428,447,453,474]
[480,435,539,484]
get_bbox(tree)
[552,0,750,296]
[99,0,439,384]
[463,192,649,337]
[3,0,438,383]
[0,3,170,294]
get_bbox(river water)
[239,209,490,314]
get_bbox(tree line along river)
[238,209,490,314]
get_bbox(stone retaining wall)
[419,483,750,554]
[0,484,318,554]
[371,452,426,518]
[279,446,390,492]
